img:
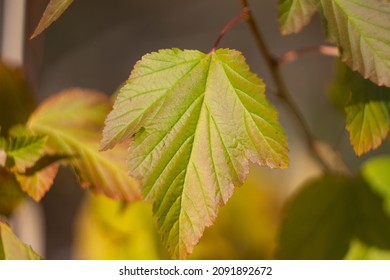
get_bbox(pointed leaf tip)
[278,0,319,35]
[31,0,74,39]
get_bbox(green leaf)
[319,0,390,87]
[28,89,141,201]
[0,136,47,172]
[346,239,390,260]
[3,126,66,201]
[31,0,74,39]
[362,156,390,217]
[101,48,288,259]
[0,222,42,260]
[354,175,390,250]
[345,71,390,156]
[278,0,319,35]
[276,175,355,259]
[0,62,35,136]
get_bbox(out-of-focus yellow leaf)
[74,194,167,259]
[190,174,281,259]
[73,171,282,260]
[0,222,42,260]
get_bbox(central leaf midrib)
[175,54,213,257]
[128,59,207,175]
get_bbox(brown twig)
[240,0,331,171]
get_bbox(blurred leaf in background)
[74,194,167,259]
[276,171,390,259]
[362,156,390,216]
[0,170,25,217]
[276,175,355,259]
[346,239,390,260]
[74,170,282,259]
[190,174,281,259]
[27,89,141,201]
[0,222,42,260]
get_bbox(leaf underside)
[31,0,74,39]
[320,0,390,87]
[28,89,141,201]
[278,0,319,35]
[102,48,288,259]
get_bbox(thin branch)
[210,8,249,53]
[240,0,331,172]
[278,45,339,64]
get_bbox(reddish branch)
[210,8,249,53]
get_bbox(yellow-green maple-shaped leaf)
[0,222,42,260]
[28,89,140,201]
[278,0,319,35]
[101,48,288,259]
[31,0,74,39]
[319,0,390,87]
[345,71,390,156]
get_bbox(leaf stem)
[240,0,330,171]
[210,8,249,54]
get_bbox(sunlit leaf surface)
[102,48,288,258]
